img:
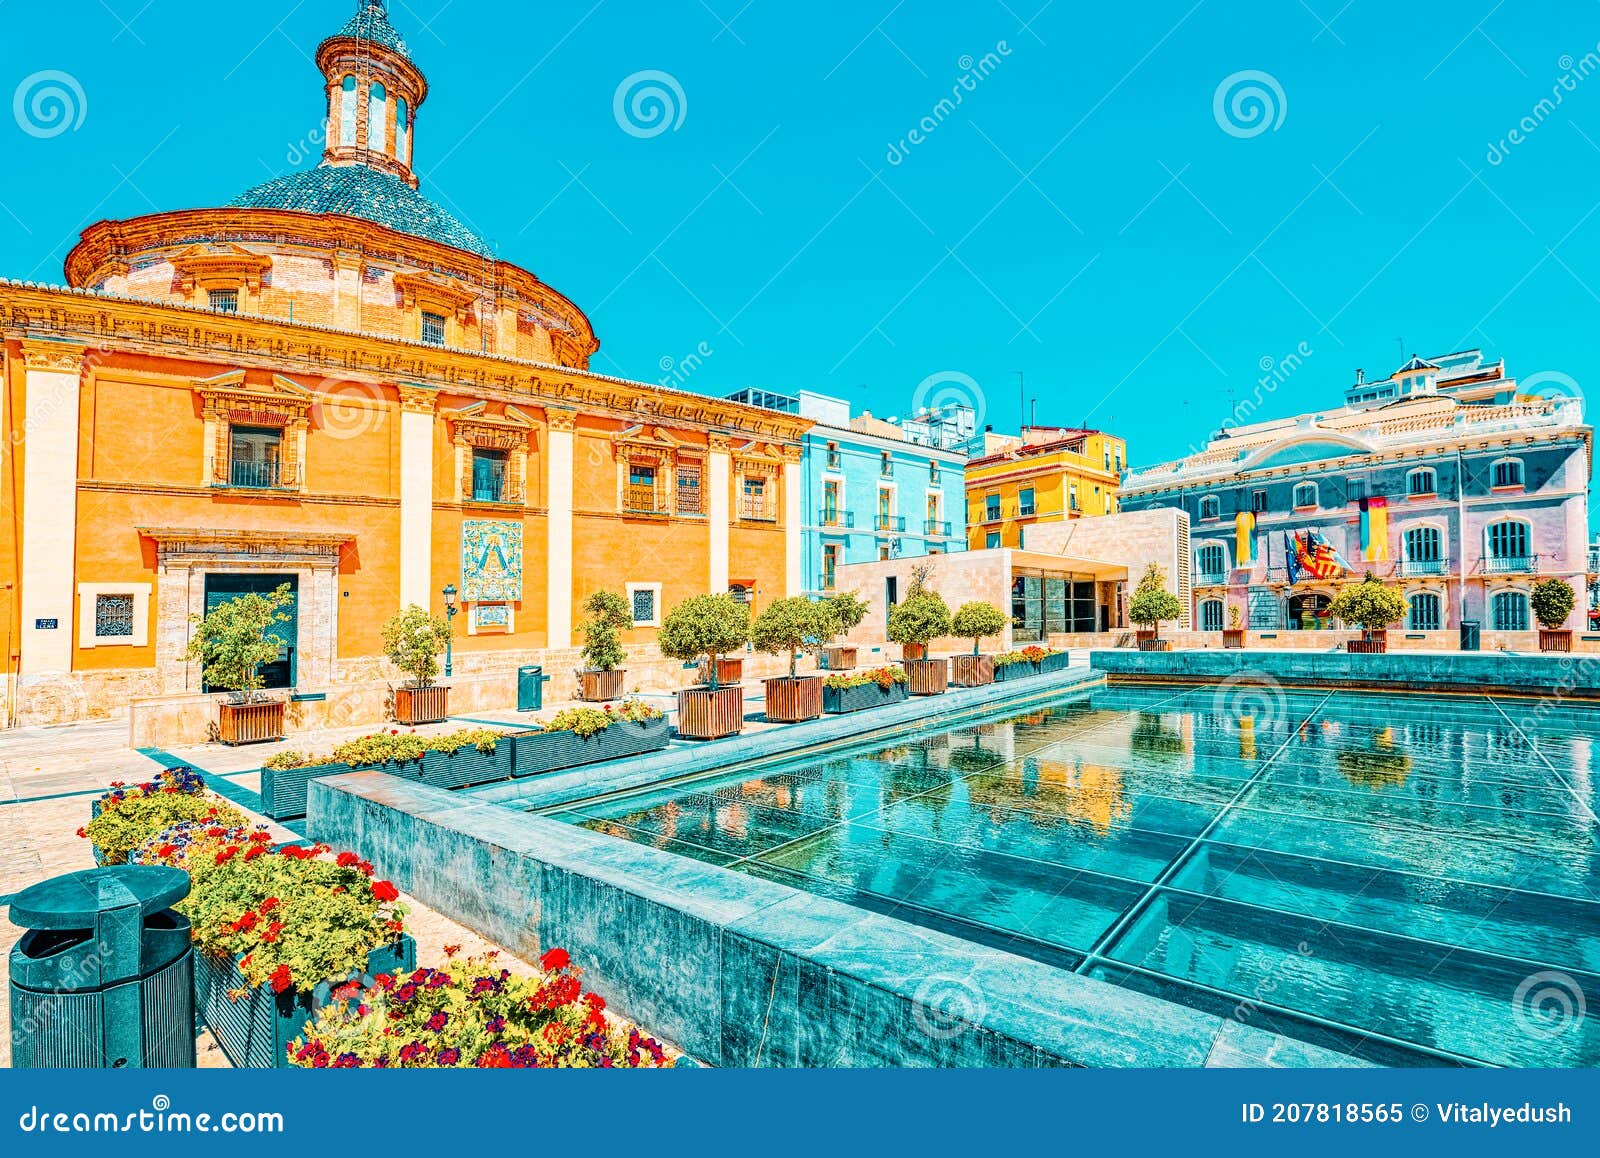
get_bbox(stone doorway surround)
[136,527,352,696]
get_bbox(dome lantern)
[316,0,428,188]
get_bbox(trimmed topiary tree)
[825,591,870,637]
[1531,578,1577,630]
[658,593,750,689]
[381,604,454,688]
[1327,574,1406,636]
[1128,564,1183,640]
[887,590,952,651]
[951,601,1008,655]
[185,583,294,703]
[752,597,832,678]
[579,590,630,672]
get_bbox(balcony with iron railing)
[219,459,287,489]
[1195,572,1229,587]
[624,484,664,516]
[739,497,777,523]
[924,519,952,537]
[1481,555,1540,575]
[875,515,906,533]
[819,509,855,529]
[1397,559,1448,577]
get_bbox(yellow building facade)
[965,427,1127,550]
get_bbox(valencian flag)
[1285,530,1353,584]
[1358,496,1388,561]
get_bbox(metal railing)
[624,484,661,514]
[1482,555,1539,575]
[226,459,281,489]
[1396,559,1447,577]
[876,515,906,533]
[924,519,951,537]
[820,510,855,529]
[739,498,777,522]
[1194,572,1229,587]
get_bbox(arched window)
[1200,600,1224,632]
[1487,520,1530,562]
[369,82,388,153]
[1292,481,1318,509]
[1198,495,1220,521]
[1408,592,1441,631]
[1491,457,1524,489]
[339,76,358,146]
[1406,467,1436,497]
[395,96,409,163]
[1404,526,1442,573]
[1492,591,1530,631]
[1196,543,1226,580]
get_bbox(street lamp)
[442,584,458,677]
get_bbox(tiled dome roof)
[228,164,492,257]
[326,1,409,56]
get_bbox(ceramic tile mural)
[461,520,523,602]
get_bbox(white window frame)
[1199,599,1225,632]
[1490,456,1525,490]
[1194,540,1230,578]
[1407,590,1443,631]
[1198,494,1221,521]
[1490,588,1531,631]
[625,582,662,628]
[1292,481,1319,510]
[78,583,151,648]
[1405,466,1436,497]
[1485,518,1532,561]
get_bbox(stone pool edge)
[307,771,1371,1069]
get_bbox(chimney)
[1355,368,1365,385]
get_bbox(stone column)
[332,251,363,331]
[18,340,86,676]
[708,436,732,595]
[545,409,576,649]
[397,385,436,610]
[782,448,803,597]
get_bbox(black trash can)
[1460,620,1481,652]
[517,664,549,712]
[8,865,195,1068]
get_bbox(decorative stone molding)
[136,526,351,567]
[544,407,578,433]
[447,402,535,504]
[192,371,313,491]
[397,383,438,415]
[170,243,273,308]
[18,339,87,374]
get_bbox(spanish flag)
[1359,496,1388,561]
[1235,510,1255,567]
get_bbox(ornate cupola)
[316,0,428,188]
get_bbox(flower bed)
[512,701,671,777]
[992,646,1069,681]
[287,946,670,1069]
[81,767,247,866]
[260,729,515,819]
[822,667,909,714]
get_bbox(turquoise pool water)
[543,684,1600,1066]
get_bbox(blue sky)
[5,0,1600,496]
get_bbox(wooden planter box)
[764,675,824,722]
[713,657,745,685]
[259,761,353,821]
[676,685,745,740]
[395,684,449,726]
[950,655,995,688]
[901,643,927,662]
[1348,632,1388,655]
[823,646,858,671]
[408,742,513,789]
[1135,629,1156,644]
[823,681,909,714]
[905,658,949,696]
[578,669,627,701]
[218,700,285,745]
[1137,639,1174,652]
[993,660,1041,683]
[194,936,415,1069]
[1540,629,1574,653]
[1222,629,1246,649]
[511,717,671,776]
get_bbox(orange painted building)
[0,2,807,726]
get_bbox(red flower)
[540,948,570,972]
[260,897,279,913]
[269,964,293,994]
[337,851,361,868]
[372,880,400,903]
[156,844,176,859]
[443,943,462,958]
[234,910,259,932]
[75,827,87,839]
[357,860,373,877]
[261,921,284,944]
[214,846,238,865]
[243,845,265,861]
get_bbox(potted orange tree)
[185,582,293,744]
[822,591,869,670]
[888,587,952,696]
[577,590,630,701]
[950,601,1008,687]
[752,596,831,722]
[1130,564,1181,652]
[1222,604,1246,649]
[1328,574,1405,654]
[1532,578,1576,652]
[383,605,454,725]
[659,593,750,740]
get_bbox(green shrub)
[657,594,749,688]
[81,769,247,866]
[823,666,907,691]
[1327,574,1406,633]
[381,605,453,688]
[887,591,952,648]
[824,591,870,636]
[751,596,833,677]
[950,601,1008,655]
[184,583,293,702]
[1128,564,1182,637]
[579,590,630,672]
[1531,578,1577,630]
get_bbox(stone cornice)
[19,338,87,373]
[0,280,811,445]
[136,525,353,566]
[397,384,439,415]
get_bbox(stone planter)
[259,761,353,821]
[394,684,449,726]
[676,686,745,740]
[578,669,627,702]
[1348,632,1388,655]
[950,655,995,688]
[510,717,671,776]
[1222,629,1246,649]
[764,675,824,722]
[1540,629,1574,653]
[823,681,909,714]
[905,658,949,696]
[217,699,284,745]
[1137,639,1174,653]
[822,646,858,671]
[993,660,1041,683]
[194,936,415,1069]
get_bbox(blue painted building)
[725,390,969,594]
